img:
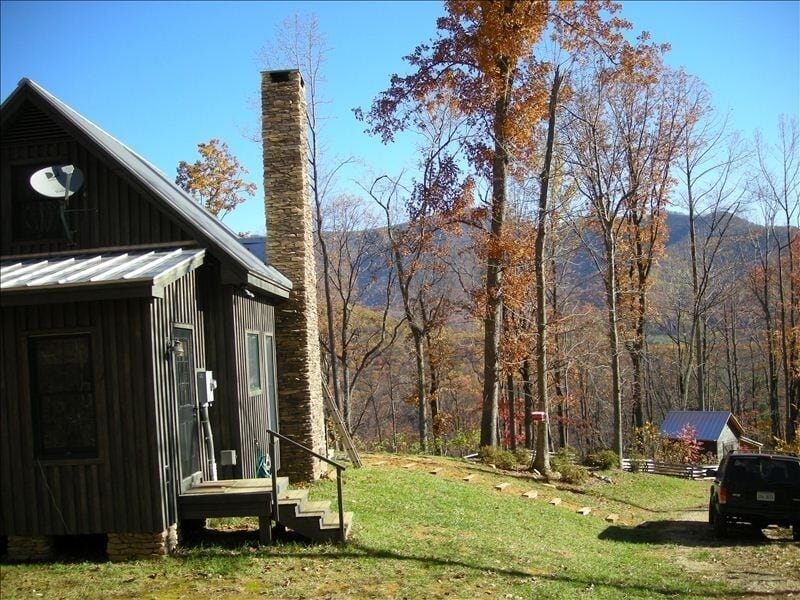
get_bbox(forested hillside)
[260,3,798,462]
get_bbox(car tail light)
[718,485,727,504]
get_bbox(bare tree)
[564,42,678,460]
[259,14,354,420]
[753,116,799,441]
[368,103,472,452]
[320,194,403,432]
[672,79,748,411]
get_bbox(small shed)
[659,411,757,458]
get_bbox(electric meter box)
[220,450,237,466]
[196,370,218,406]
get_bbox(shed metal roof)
[0,79,291,299]
[1,247,205,299]
[660,410,744,442]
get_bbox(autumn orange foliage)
[176,138,256,219]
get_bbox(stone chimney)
[261,70,325,481]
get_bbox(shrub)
[513,448,532,466]
[556,463,588,485]
[450,428,480,457]
[585,450,619,470]
[479,446,518,470]
[549,446,577,472]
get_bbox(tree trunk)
[341,354,352,433]
[389,373,398,451]
[604,231,625,465]
[531,68,562,473]
[413,330,429,453]
[371,394,383,445]
[551,258,568,449]
[428,334,442,455]
[522,359,534,449]
[507,372,517,451]
[480,59,512,449]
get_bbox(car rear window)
[727,457,800,487]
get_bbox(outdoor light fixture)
[168,339,186,359]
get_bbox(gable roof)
[660,410,744,442]
[0,78,291,299]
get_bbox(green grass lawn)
[0,455,757,599]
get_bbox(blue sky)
[2,1,798,234]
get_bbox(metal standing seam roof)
[1,247,205,296]
[660,410,744,442]
[0,79,292,299]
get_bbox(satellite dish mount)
[30,165,84,243]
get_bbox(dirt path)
[666,507,800,598]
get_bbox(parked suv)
[708,452,800,540]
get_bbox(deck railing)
[265,429,347,543]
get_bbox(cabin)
[0,71,345,561]
[660,410,762,459]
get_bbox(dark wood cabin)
[0,77,340,560]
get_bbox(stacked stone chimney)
[261,70,325,481]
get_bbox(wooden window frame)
[263,333,279,431]
[27,329,101,462]
[245,330,263,396]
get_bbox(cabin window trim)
[27,330,100,461]
[263,333,279,432]
[245,330,263,396]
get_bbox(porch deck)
[178,477,288,543]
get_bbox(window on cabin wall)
[29,333,97,459]
[11,163,70,242]
[246,332,263,395]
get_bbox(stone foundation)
[106,525,177,561]
[6,535,54,561]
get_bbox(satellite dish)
[29,165,84,199]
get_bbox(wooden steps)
[178,477,290,544]
[178,476,352,545]
[278,487,352,543]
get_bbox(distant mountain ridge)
[239,210,788,310]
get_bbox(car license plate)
[757,491,775,502]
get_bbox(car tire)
[711,503,727,538]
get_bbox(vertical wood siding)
[1,101,192,256]
[198,262,238,476]
[1,97,282,536]
[201,266,275,480]
[0,298,160,535]
[231,290,275,478]
[149,270,206,529]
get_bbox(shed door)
[173,326,201,492]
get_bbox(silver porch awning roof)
[1,247,205,300]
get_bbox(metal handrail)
[265,429,347,544]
